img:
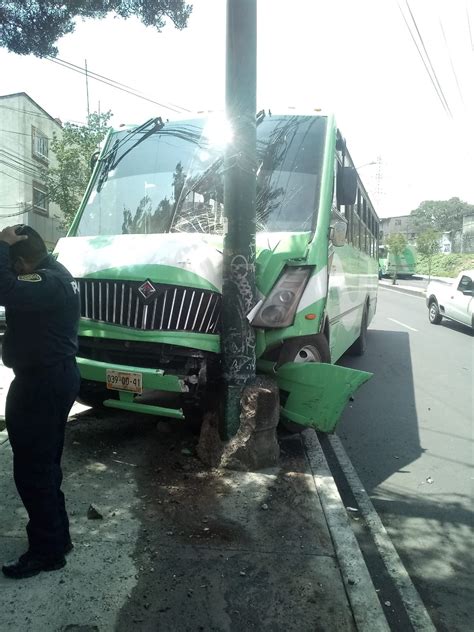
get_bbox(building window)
[32,182,48,215]
[32,126,49,162]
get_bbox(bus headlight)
[251,266,312,328]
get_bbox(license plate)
[106,370,143,394]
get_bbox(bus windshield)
[75,115,327,237]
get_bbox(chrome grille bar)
[191,293,204,330]
[120,283,125,325]
[151,298,158,329]
[84,281,89,318]
[168,288,177,330]
[206,296,219,333]
[127,287,132,326]
[199,294,214,333]
[184,291,195,330]
[113,284,117,324]
[76,279,220,334]
[176,289,186,329]
[160,290,167,329]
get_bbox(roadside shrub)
[416,253,474,277]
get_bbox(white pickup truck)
[426,270,474,329]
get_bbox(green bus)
[54,112,379,432]
[378,244,417,278]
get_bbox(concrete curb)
[328,435,436,632]
[302,430,390,632]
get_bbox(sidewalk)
[0,408,388,631]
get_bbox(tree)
[410,198,474,235]
[387,232,407,285]
[416,229,441,282]
[44,110,112,229]
[0,1,192,57]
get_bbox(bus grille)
[76,279,221,334]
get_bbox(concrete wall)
[0,93,65,250]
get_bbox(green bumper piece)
[275,362,372,433]
[77,357,185,419]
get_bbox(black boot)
[2,551,66,579]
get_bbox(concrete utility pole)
[221,0,257,440]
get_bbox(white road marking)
[388,317,418,332]
[379,286,425,300]
[328,434,437,632]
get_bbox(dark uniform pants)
[6,358,80,556]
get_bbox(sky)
[0,0,473,218]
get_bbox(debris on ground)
[87,504,103,520]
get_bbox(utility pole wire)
[396,0,452,118]
[404,0,453,117]
[467,5,474,51]
[439,19,465,105]
[46,56,190,114]
[85,59,90,118]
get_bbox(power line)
[0,128,52,139]
[0,207,30,218]
[0,170,34,186]
[52,56,191,114]
[439,19,465,105]
[467,5,474,51]
[1,147,45,172]
[46,56,188,115]
[404,0,453,117]
[0,102,62,123]
[396,1,452,118]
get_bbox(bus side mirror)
[337,166,357,206]
[330,220,347,247]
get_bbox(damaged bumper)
[258,360,372,433]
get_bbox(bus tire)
[277,334,330,434]
[428,300,442,324]
[349,304,368,356]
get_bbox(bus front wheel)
[277,334,330,433]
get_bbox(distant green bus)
[378,244,417,278]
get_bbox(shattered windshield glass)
[75,115,326,237]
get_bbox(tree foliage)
[0,1,192,57]
[416,229,441,281]
[44,111,112,229]
[387,232,407,284]
[416,229,441,258]
[410,198,474,234]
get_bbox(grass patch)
[416,253,474,277]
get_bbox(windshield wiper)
[96,117,164,192]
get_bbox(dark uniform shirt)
[0,241,79,370]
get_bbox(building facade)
[0,92,65,250]
[379,214,418,245]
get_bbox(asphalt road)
[336,283,473,632]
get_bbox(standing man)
[0,225,80,579]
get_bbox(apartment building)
[0,92,65,250]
